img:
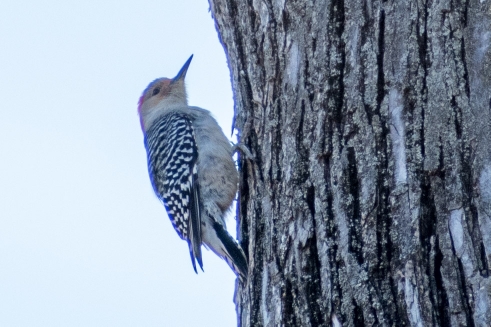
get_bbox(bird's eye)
[152,88,160,96]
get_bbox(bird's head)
[138,55,193,131]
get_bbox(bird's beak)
[172,55,193,83]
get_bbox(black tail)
[212,221,248,279]
[188,169,203,273]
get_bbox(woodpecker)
[138,55,248,279]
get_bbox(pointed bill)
[172,55,193,83]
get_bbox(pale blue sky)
[0,1,239,326]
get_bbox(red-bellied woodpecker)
[138,55,248,279]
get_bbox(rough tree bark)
[209,0,491,326]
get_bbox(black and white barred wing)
[145,113,203,272]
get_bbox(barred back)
[144,113,200,241]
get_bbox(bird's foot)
[232,143,254,161]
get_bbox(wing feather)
[145,113,203,272]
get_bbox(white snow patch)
[287,41,299,86]
[332,313,343,327]
[389,89,407,184]
[449,208,465,257]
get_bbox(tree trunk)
[209,0,491,326]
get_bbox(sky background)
[0,1,240,326]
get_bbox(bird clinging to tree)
[137,55,248,279]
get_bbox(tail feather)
[212,221,248,279]
[188,241,204,273]
[188,168,203,273]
